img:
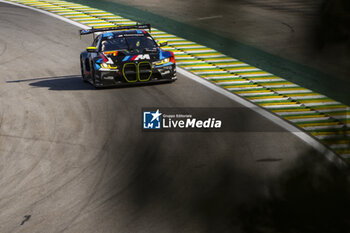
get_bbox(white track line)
[1,0,346,168]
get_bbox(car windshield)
[101,36,157,51]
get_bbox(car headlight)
[101,63,108,68]
[154,58,170,66]
[161,58,170,63]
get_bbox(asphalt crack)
[20,215,31,225]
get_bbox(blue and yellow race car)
[80,24,176,88]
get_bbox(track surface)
[0,3,348,233]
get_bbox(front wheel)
[91,65,100,89]
[80,59,88,83]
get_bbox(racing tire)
[80,59,88,83]
[91,65,100,89]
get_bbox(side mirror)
[86,46,97,53]
[158,41,168,47]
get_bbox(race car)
[79,24,176,88]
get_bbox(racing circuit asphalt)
[0,2,349,233]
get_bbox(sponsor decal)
[104,51,118,56]
[123,54,151,62]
